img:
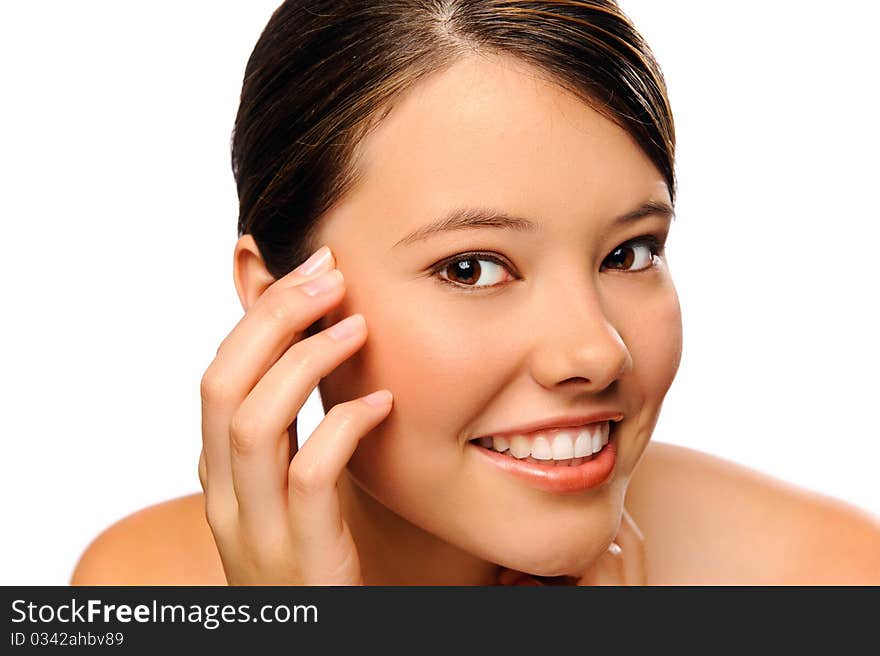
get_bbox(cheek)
[370,300,496,431]
[324,288,498,492]
[628,285,682,398]
[612,280,682,469]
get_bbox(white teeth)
[573,429,593,458]
[476,421,614,462]
[509,435,532,459]
[550,432,575,460]
[591,431,602,455]
[530,436,553,460]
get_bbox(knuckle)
[204,497,234,536]
[266,300,291,326]
[228,411,262,455]
[200,367,234,405]
[288,461,323,497]
[284,346,322,388]
[325,402,357,429]
[197,456,207,491]
[262,285,299,325]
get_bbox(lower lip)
[469,426,617,494]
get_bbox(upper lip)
[470,411,624,441]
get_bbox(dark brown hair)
[232,0,676,280]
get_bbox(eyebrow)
[392,199,675,248]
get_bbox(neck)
[338,469,503,586]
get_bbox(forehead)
[322,53,669,244]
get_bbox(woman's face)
[313,53,682,576]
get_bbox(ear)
[232,234,277,312]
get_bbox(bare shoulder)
[625,441,880,584]
[70,493,226,585]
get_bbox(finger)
[215,257,340,369]
[615,507,647,585]
[286,391,393,564]
[198,448,207,493]
[229,313,368,534]
[199,261,341,526]
[287,417,298,463]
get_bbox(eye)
[601,235,665,273]
[429,252,516,291]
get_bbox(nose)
[527,280,632,393]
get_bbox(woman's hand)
[198,245,392,585]
[496,507,647,586]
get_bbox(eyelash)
[428,235,666,293]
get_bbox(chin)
[450,486,625,578]
[503,513,620,577]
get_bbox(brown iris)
[606,245,635,270]
[445,258,480,285]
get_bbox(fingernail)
[301,269,342,296]
[294,245,332,276]
[327,314,364,340]
[362,389,392,407]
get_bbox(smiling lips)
[470,421,611,467]
[469,419,619,493]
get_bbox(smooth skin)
[69,246,880,585]
[71,53,880,585]
[198,250,642,586]
[198,258,388,585]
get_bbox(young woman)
[72,0,879,586]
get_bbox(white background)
[1,1,877,585]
